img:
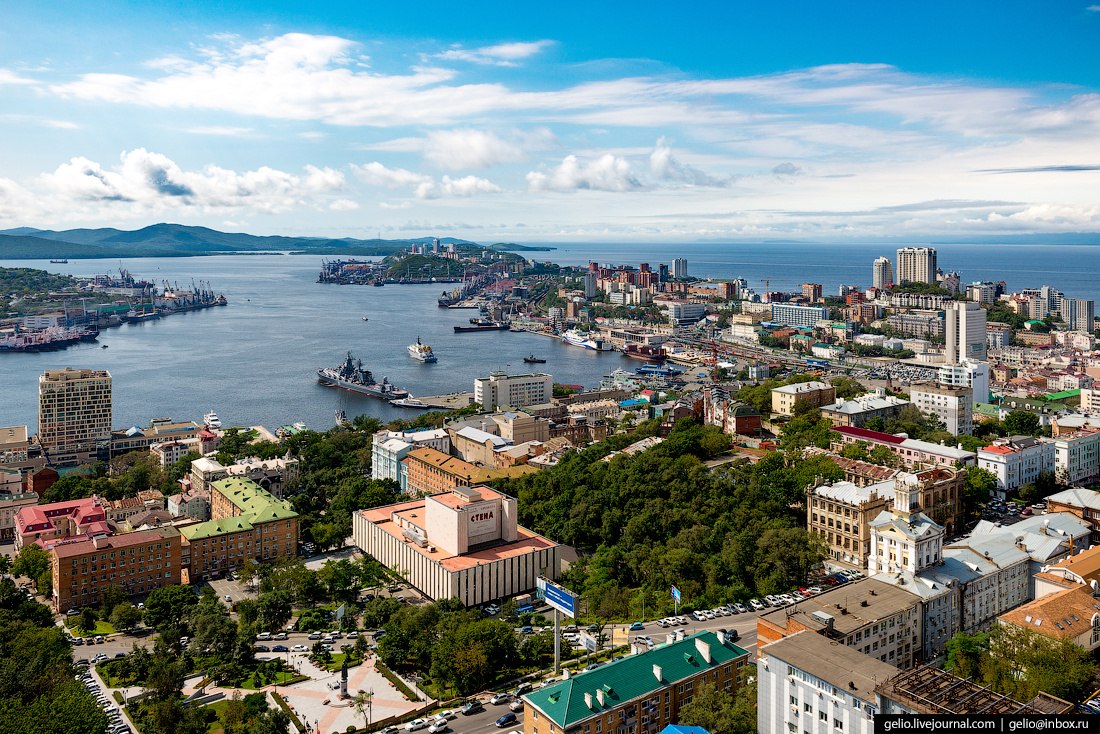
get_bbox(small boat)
[407,337,437,363]
[390,396,431,409]
[362,316,369,322]
[523,354,546,364]
[101,344,108,349]
[335,409,349,426]
[204,411,222,429]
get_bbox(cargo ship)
[635,363,683,378]
[317,352,409,399]
[622,344,667,362]
[407,337,437,363]
[124,307,161,324]
[0,326,99,352]
[454,318,510,333]
[561,329,612,351]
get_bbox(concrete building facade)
[771,381,836,417]
[38,368,112,467]
[896,247,937,285]
[908,382,973,436]
[474,371,553,411]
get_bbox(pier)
[412,391,476,409]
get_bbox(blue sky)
[1,1,1098,241]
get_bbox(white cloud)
[0,69,35,85]
[1088,5,1100,11]
[436,40,553,66]
[352,161,500,199]
[527,153,641,192]
[45,120,79,130]
[329,198,359,211]
[439,175,502,196]
[351,161,432,188]
[379,200,412,209]
[649,138,729,186]
[423,129,526,169]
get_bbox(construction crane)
[760,278,770,303]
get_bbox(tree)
[100,584,128,618]
[145,640,187,703]
[1004,410,1041,436]
[256,590,292,632]
[111,602,143,631]
[352,690,374,730]
[964,467,998,517]
[143,584,199,632]
[0,554,12,578]
[677,680,756,734]
[79,608,98,634]
[12,543,50,587]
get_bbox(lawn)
[65,619,117,637]
[236,670,309,690]
[322,652,363,672]
[206,699,231,734]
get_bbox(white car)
[490,692,511,705]
[405,719,429,731]
[509,700,524,712]
[433,710,458,722]
[291,644,308,652]
[428,721,449,734]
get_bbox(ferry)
[635,363,683,378]
[561,329,612,351]
[390,396,432,409]
[204,411,222,429]
[454,318,510,333]
[317,352,409,399]
[408,337,437,363]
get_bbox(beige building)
[0,483,39,541]
[473,371,553,411]
[189,456,229,494]
[0,425,30,466]
[808,480,890,569]
[352,484,559,606]
[38,368,112,467]
[770,381,836,416]
[908,382,973,436]
[999,586,1100,652]
[819,390,910,428]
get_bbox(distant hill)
[0,223,505,259]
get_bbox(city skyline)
[0,2,1098,241]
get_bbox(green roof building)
[179,477,298,579]
[523,631,749,734]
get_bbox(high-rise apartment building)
[1062,298,1095,333]
[801,283,823,303]
[473,371,552,411]
[672,257,688,278]
[873,256,894,289]
[896,247,937,285]
[943,301,987,363]
[38,368,112,467]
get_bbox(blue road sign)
[541,578,576,618]
[671,586,681,602]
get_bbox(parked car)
[520,626,534,634]
[94,635,105,644]
[272,645,289,652]
[307,632,323,640]
[513,683,533,696]
[734,603,748,614]
[433,710,458,722]
[256,632,271,641]
[347,630,359,638]
[405,719,429,731]
[291,644,309,652]
[462,701,484,715]
[428,722,449,734]
[495,714,518,728]
[628,622,644,631]
[66,608,80,616]
[509,699,524,712]
[491,692,511,705]
[273,632,288,640]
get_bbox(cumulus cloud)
[771,162,803,176]
[435,40,553,66]
[527,153,641,192]
[353,161,500,199]
[423,129,526,169]
[649,138,729,186]
[32,148,345,215]
[0,69,35,85]
[329,198,359,211]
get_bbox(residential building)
[938,361,991,404]
[474,371,553,411]
[0,425,30,467]
[49,526,182,612]
[977,436,1055,495]
[908,382,973,436]
[38,368,112,467]
[353,484,560,607]
[1062,298,1095,333]
[166,487,211,522]
[523,630,748,734]
[999,585,1100,652]
[819,390,909,428]
[873,256,894,289]
[223,456,299,498]
[105,491,165,526]
[757,578,923,669]
[770,303,828,329]
[188,456,229,495]
[770,381,836,417]
[702,386,762,436]
[1048,430,1100,486]
[663,301,707,324]
[178,477,298,580]
[672,257,688,278]
[111,418,203,457]
[967,281,999,304]
[808,480,890,568]
[1044,487,1100,543]
[14,496,109,549]
[371,428,451,485]
[987,322,1012,349]
[758,631,898,734]
[801,283,823,303]
[1034,544,1100,598]
[886,311,944,339]
[149,438,201,467]
[943,301,987,363]
[451,425,510,465]
[833,426,976,468]
[877,666,1072,716]
[896,247,937,285]
[0,487,39,541]
[402,446,538,497]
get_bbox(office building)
[819,390,909,428]
[937,360,990,404]
[1062,298,1095,333]
[770,382,836,417]
[178,477,298,580]
[758,631,897,734]
[943,301,987,363]
[14,496,108,549]
[770,303,828,329]
[808,480,890,568]
[524,630,749,734]
[801,283,823,303]
[1048,430,1100,486]
[38,368,112,467]
[832,426,976,468]
[672,257,688,278]
[896,247,937,285]
[872,256,894,290]
[50,526,182,612]
[886,311,944,339]
[474,371,553,411]
[353,484,560,607]
[908,382,973,436]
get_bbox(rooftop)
[212,477,297,523]
[178,514,256,541]
[820,393,909,415]
[53,526,179,559]
[761,631,899,704]
[878,665,1072,715]
[759,578,918,637]
[1046,487,1100,511]
[772,381,831,395]
[812,479,892,506]
[523,631,749,729]
[1000,586,1100,640]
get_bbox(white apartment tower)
[672,257,688,279]
[896,247,937,285]
[473,371,553,411]
[1062,298,1095,333]
[38,368,113,466]
[944,301,987,363]
[872,256,894,289]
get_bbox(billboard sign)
[466,499,501,543]
[539,576,576,618]
[671,586,681,603]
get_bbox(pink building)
[14,496,110,549]
[833,426,976,469]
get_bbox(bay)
[2,240,1097,431]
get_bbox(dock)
[413,391,476,409]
